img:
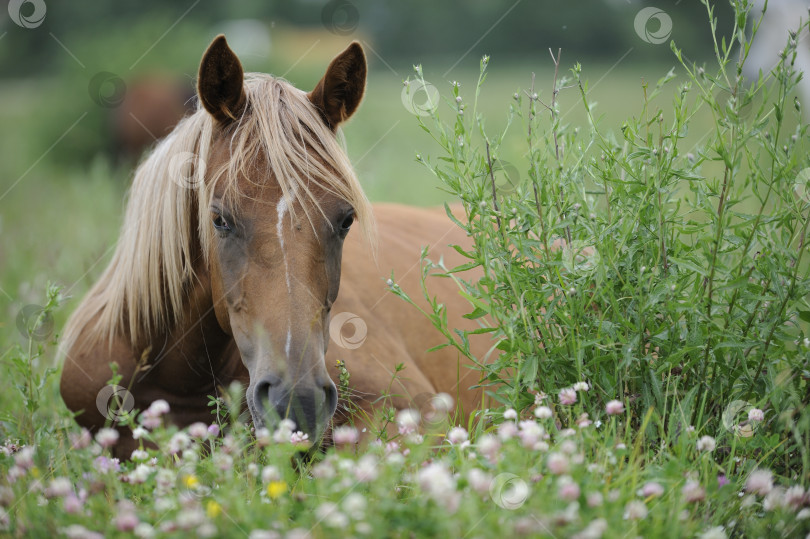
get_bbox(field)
[2,2,810,538]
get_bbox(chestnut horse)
[59,36,489,456]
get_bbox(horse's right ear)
[197,35,247,125]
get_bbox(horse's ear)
[308,41,367,130]
[197,35,247,125]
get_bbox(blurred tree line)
[1,0,733,78]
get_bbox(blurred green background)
[0,0,743,335]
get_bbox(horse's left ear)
[308,42,367,130]
[197,35,247,125]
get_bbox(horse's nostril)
[324,381,338,416]
[253,375,281,416]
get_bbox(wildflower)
[623,500,648,520]
[518,420,546,450]
[94,455,120,473]
[206,500,222,518]
[176,508,205,530]
[586,491,604,507]
[576,413,592,427]
[332,426,359,446]
[573,381,589,391]
[63,494,83,514]
[784,485,806,509]
[534,406,553,419]
[641,481,664,498]
[534,392,548,405]
[698,526,727,539]
[343,492,366,519]
[207,424,220,437]
[44,477,72,498]
[272,419,296,444]
[116,501,139,532]
[14,447,34,469]
[498,421,518,441]
[682,480,706,502]
[396,409,420,435]
[748,408,765,422]
[70,429,92,449]
[261,466,280,483]
[559,388,577,405]
[467,468,492,494]
[503,408,518,420]
[267,481,287,500]
[147,399,170,416]
[717,475,729,487]
[417,462,460,512]
[547,452,569,475]
[763,487,785,511]
[478,434,501,463]
[354,455,379,482]
[745,469,773,496]
[696,435,716,452]
[605,400,624,415]
[132,426,148,440]
[447,427,468,445]
[62,525,104,539]
[797,508,810,520]
[134,523,155,538]
[188,422,209,439]
[558,477,581,501]
[168,432,191,454]
[213,453,233,471]
[316,502,349,528]
[131,449,149,461]
[290,431,309,446]
[129,464,152,484]
[573,518,608,539]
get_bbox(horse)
[59,35,489,457]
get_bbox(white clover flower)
[447,427,468,445]
[748,408,765,422]
[503,408,518,420]
[534,406,553,419]
[187,422,208,439]
[573,382,590,391]
[745,469,774,496]
[641,481,664,498]
[396,409,420,435]
[623,500,648,520]
[696,435,716,452]
[95,428,120,448]
[697,526,727,539]
[605,400,624,415]
[467,468,492,494]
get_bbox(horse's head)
[195,36,370,445]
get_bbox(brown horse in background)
[59,36,489,456]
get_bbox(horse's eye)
[213,214,231,232]
[340,213,354,232]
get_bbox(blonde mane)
[61,73,374,354]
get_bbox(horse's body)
[60,37,487,456]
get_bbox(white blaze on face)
[276,194,293,358]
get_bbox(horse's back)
[330,203,489,419]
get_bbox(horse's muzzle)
[252,375,338,443]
